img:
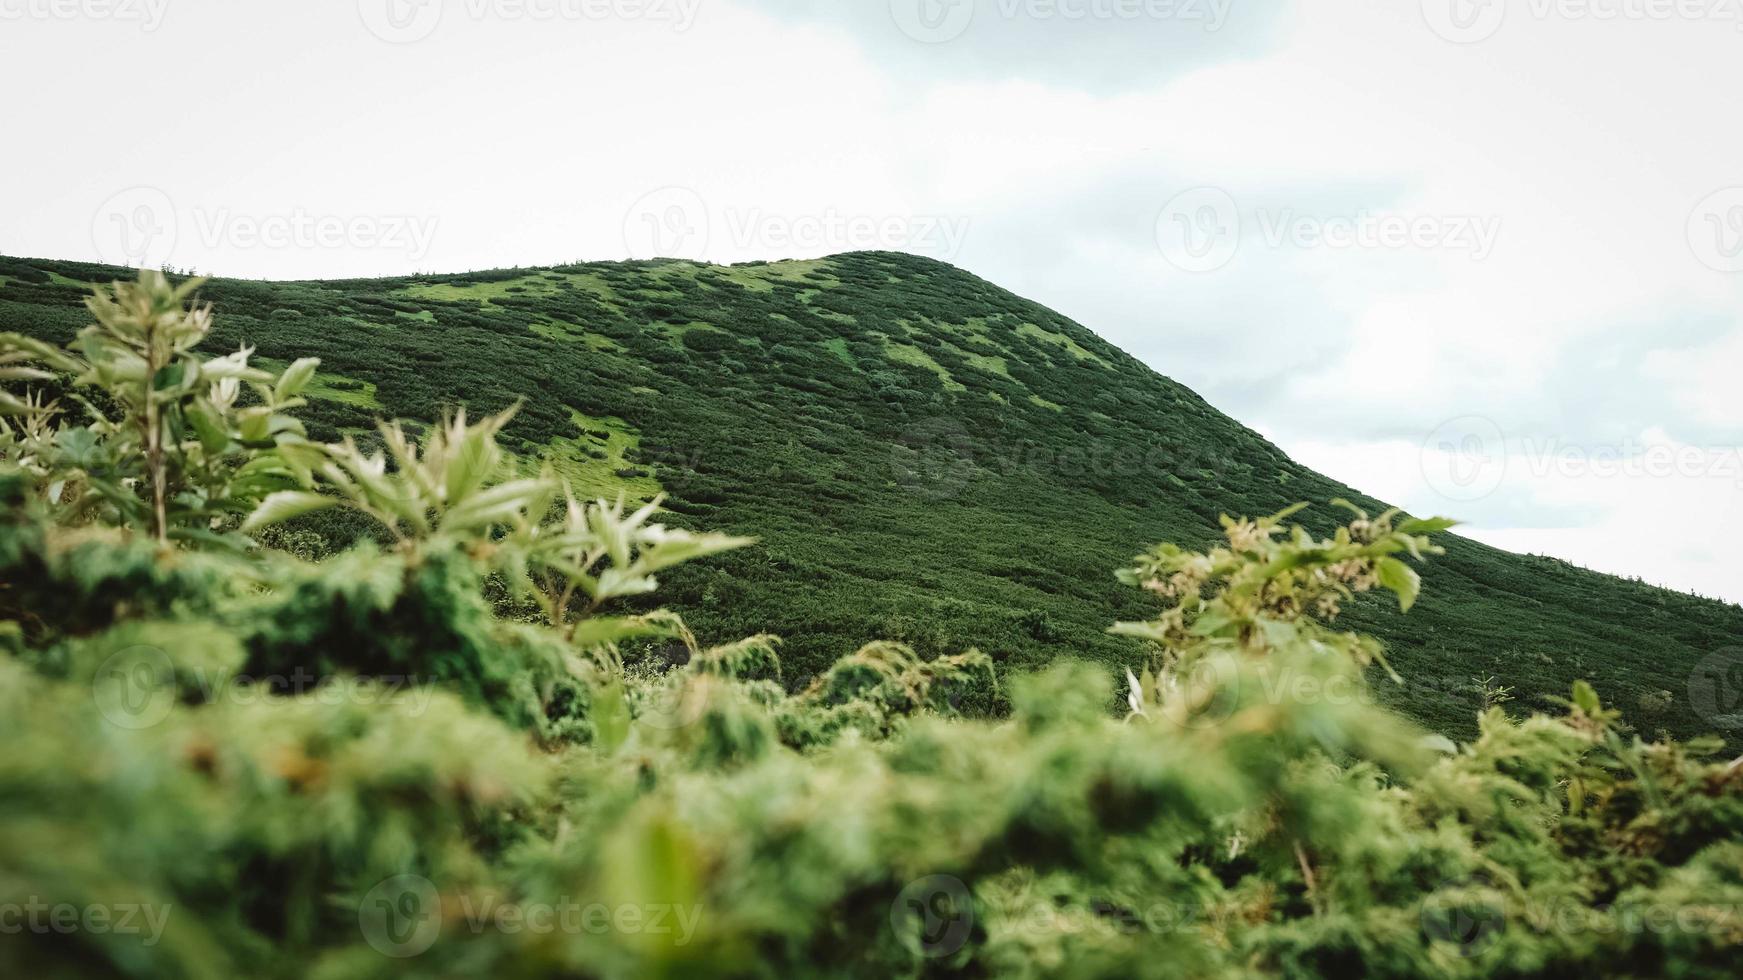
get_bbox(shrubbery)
[0,274,1738,978]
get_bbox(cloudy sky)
[3,0,1740,600]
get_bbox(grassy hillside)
[0,251,1736,741]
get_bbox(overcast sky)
[3,0,1740,600]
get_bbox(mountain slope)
[1,251,1736,740]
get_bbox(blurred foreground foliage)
[0,274,1739,978]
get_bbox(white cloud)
[1643,330,1743,431]
[0,0,1737,598]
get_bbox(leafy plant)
[1,271,322,545]
[1112,500,1451,727]
[0,271,1738,980]
[242,404,551,551]
[5,252,1735,744]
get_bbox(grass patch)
[881,337,964,390]
[531,410,661,503]
[256,358,383,410]
[1017,322,1109,367]
[822,338,857,370]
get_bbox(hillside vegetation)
[0,271,1738,978]
[0,252,1737,743]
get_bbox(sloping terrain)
[1,251,1736,739]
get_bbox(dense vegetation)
[1,253,1737,743]
[0,273,1738,978]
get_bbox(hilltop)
[1,251,1735,740]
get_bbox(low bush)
[0,274,1737,978]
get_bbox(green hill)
[0,251,1735,741]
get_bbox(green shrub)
[0,273,1737,978]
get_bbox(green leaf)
[570,615,683,649]
[1417,734,1459,754]
[443,420,500,507]
[1189,611,1236,637]
[184,401,231,455]
[1268,501,1312,524]
[591,676,630,754]
[1328,498,1366,519]
[441,478,552,533]
[0,366,56,383]
[151,362,188,392]
[1108,621,1170,642]
[1397,516,1459,535]
[635,532,756,574]
[1375,557,1421,612]
[53,426,103,467]
[1256,616,1298,649]
[594,568,659,602]
[273,358,320,401]
[241,491,338,532]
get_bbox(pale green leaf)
[1375,557,1421,612]
[241,491,338,532]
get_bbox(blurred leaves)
[0,273,1738,980]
